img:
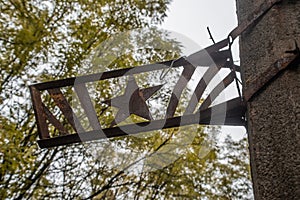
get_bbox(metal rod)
[37,97,245,148]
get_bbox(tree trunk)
[236,0,300,199]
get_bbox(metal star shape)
[103,76,163,126]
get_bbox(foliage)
[0,0,252,199]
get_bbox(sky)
[161,0,238,48]
[160,0,246,141]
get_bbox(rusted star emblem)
[103,76,162,126]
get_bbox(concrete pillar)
[236,0,300,199]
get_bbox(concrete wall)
[236,0,300,199]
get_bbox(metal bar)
[199,71,235,111]
[33,61,177,91]
[184,61,225,114]
[186,40,229,67]
[166,64,196,118]
[31,40,230,91]
[29,86,50,139]
[37,98,245,148]
[196,97,245,122]
[74,83,102,131]
[207,26,216,44]
[43,104,68,135]
[188,49,231,67]
[206,39,229,53]
[244,54,299,101]
[48,88,85,133]
[229,0,282,40]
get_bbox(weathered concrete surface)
[236,0,300,199]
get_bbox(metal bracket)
[229,0,283,42]
[30,40,246,148]
[29,0,287,148]
[243,47,300,102]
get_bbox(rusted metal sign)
[30,39,246,148]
